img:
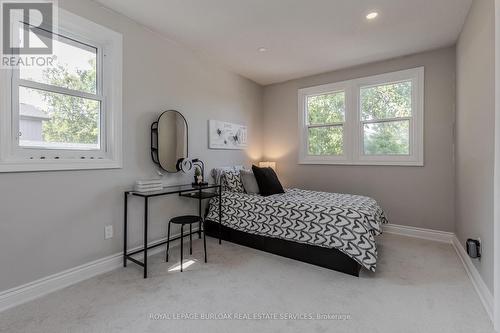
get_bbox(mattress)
[206,188,388,272]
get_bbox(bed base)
[204,220,361,277]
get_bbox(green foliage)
[41,59,99,145]
[306,92,344,156]
[194,166,201,177]
[361,81,412,155]
[363,121,409,155]
[360,81,411,120]
[307,92,344,124]
[308,126,343,155]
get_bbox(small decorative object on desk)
[191,159,208,186]
[194,166,203,185]
[134,179,163,192]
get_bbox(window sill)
[0,159,122,173]
[298,159,424,167]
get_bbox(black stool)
[166,215,207,272]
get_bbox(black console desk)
[123,184,222,278]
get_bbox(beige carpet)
[0,233,494,333]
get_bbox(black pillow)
[251,165,285,196]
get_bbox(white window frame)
[298,67,424,166]
[0,9,122,172]
[298,81,354,163]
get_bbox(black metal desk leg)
[166,221,171,262]
[180,225,184,272]
[123,192,128,267]
[143,197,149,279]
[203,220,207,263]
[189,223,193,255]
[218,188,222,245]
[198,189,202,239]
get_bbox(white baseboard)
[384,223,493,323]
[0,252,122,313]
[451,236,494,322]
[0,229,197,313]
[384,223,454,243]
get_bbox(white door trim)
[494,0,500,331]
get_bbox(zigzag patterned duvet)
[206,188,388,272]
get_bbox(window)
[0,9,122,172]
[18,35,100,151]
[298,67,424,166]
[306,91,345,156]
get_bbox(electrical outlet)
[105,225,113,239]
[477,237,482,259]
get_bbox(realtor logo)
[1,0,56,67]
[2,1,53,54]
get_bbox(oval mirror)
[155,110,188,172]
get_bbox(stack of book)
[134,180,163,192]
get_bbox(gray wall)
[262,47,456,232]
[0,0,263,292]
[455,0,495,292]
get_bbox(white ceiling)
[95,0,472,85]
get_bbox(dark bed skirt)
[204,220,361,277]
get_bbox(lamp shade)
[259,161,276,171]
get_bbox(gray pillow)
[240,170,260,194]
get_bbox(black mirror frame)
[151,110,189,173]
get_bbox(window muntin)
[298,67,424,166]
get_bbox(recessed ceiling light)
[258,47,267,52]
[366,12,379,20]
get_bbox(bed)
[205,186,388,276]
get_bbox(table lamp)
[259,161,276,171]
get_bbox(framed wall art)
[208,120,248,150]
